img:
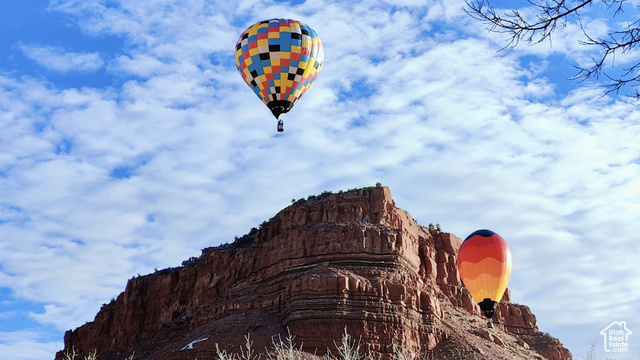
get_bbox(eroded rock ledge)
[56,187,572,360]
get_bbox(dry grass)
[211,327,435,360]
[63,346,134,360]
[62,328,436,360]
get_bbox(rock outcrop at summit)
[56,187,572,360]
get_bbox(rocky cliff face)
[56,187,572,360]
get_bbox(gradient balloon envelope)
[457,229,513,323]
[235,18,324,132]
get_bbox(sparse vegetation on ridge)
[291,183,384,206]
[220,185,388,251]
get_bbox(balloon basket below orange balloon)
[487,320,494,328]
[277,119,284,132]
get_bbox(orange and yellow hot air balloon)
[457,229,512,326]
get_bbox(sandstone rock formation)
[56,187,572,360]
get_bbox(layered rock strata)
[56,187,572,360]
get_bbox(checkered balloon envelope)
[235,18,324,131]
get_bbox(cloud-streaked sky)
[1,1,639,359]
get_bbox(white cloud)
[20,45,104,73]
[0,329,62,360]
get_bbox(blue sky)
[1,1,639,359]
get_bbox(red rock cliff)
[56,187,572,360]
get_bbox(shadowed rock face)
[56,187,572,360]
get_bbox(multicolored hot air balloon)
[235,18,324,132]
[457,229,513,327]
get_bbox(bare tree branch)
[465,0,594,46]
[465,0,640,98]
